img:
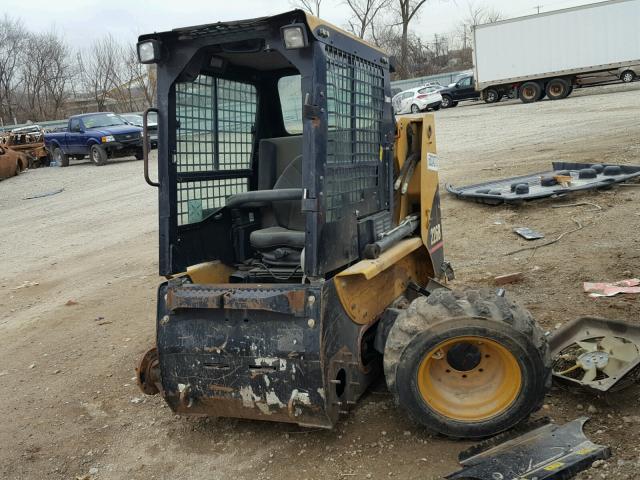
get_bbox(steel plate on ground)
[446,417,610,480]
[446,162,640,205]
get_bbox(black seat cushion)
[250,226,305,250]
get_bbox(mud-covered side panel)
[155,282,331,427]
[321,279,382,420]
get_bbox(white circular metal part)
[578,351,609,370]
[307,318,315,328]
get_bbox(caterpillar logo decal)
[427,187,444,269]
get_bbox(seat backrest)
[258,136,303,190]
[272,155,304,231]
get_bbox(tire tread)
[383,288,551,437]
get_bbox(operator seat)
[249,154,305,266]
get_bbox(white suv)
[392,86,443,115]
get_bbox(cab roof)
[138,9,386,56]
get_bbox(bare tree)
[465,0,503,25]
[109,45,156,111]
[0,15,25,124]
[42,36,72,119]
[128,46,156,109]
[345,0,391,38]
[290,0,323,16]
[395,0,430,78]
[20,30,72,120]
[0,16,157,125]
[78,35,122,111]
[455,1,503,66]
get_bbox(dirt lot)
[1,82,640,480]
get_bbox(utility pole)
[534,5,542,14]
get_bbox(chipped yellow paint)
[304,13,387,55]
[393,114,439,252]
[335,239,432,324]
[186,261,234,284]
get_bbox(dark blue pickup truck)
[44,112,143,166]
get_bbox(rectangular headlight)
[137,40,161,64]
[281,24,308,49]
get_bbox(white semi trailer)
[472,0,640,103]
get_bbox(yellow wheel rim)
[417,336,522,422]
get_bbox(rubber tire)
[431,105,441,111]
[441,95,453,108]
[384,288,551,439]
[545,78,570,100]
[519,82,542,103]
[53,147,69,167]
[484,89,500,104]
[451,101,459,107]
[410,104,421,114]
[621,70,635,83]
[135,149,144,161]
[90,145,108,166]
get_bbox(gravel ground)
[1,82,639,480]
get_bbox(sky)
[3,0,600,48]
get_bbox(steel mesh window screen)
[325,165,378,217]
[325,46,384,221]
[325,46,384,165]
[177,178,249,226]
[174,75,256,226]
[176,75,214,173]
[217,79,257,170]
[175,75,256,173]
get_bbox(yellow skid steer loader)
[135,10,550,438]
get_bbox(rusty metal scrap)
[166,283,308,316]
[0,125,49,168]
[0,145,29,180]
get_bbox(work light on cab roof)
[281,24,308,49]
[137,39,161,64]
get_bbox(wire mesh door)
[174,75,256,226]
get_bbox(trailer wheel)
[519,82,541,103]
[621,70,635,83]
[545,78,570,100]
[384,288,550,439]
[90,145,108,166]
[484,89,500,104]
[53,147,69,167]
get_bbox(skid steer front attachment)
[138,278,379,428]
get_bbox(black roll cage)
[141,10,395,279]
